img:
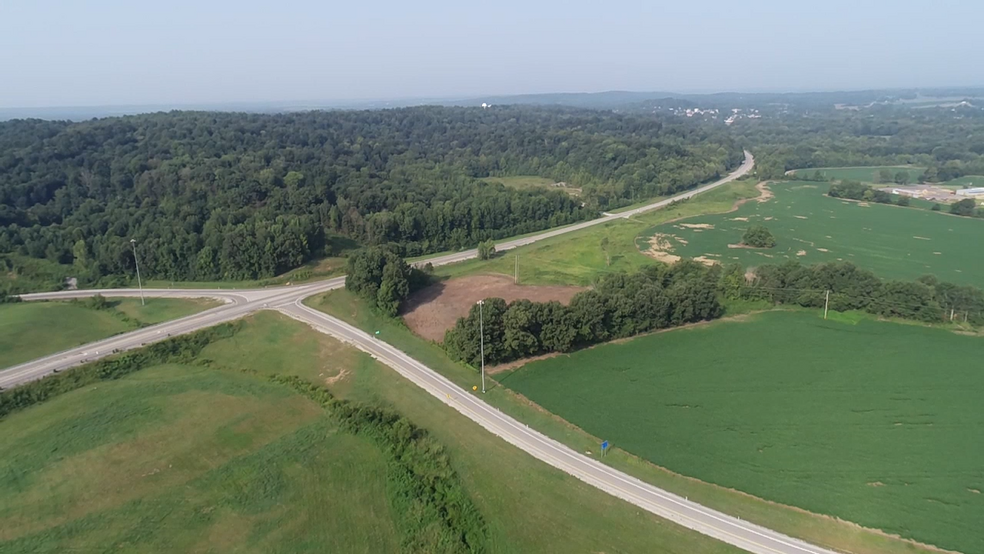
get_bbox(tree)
[950,198,977,217]
[896,195,911,207]
[742,225,777,248]
[931,203,942,211]
[345,247,414,316]
[877,169,895,183]
[477,240,497,260]
[894,170,911,185]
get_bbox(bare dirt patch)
[402,275,585,342]
[913,236,931,241]
[679,223,714,230]
[794,215,808,220]
[731,217,749,222]
[796,250,807,256]
[325,368,350,386]
[692,256,719,266]
[645,234,682,265]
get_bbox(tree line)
[0,107,741,292]
[728,260,984,325]
[443,261,722,366]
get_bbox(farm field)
[503,310,984,554]
[791,166,926,183]
[642,181,984,285]
[0,298,218,370]
[437,178,762,286]
[308,289,944,554]
[0,311,742,554]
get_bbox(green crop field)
[791,166,926,183]
[438,179,762,286]
[641,181,984,285]
[0,298,217,370]
[503,310,984,553]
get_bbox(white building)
[956,187,984,197]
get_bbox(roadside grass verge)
[0,297,219,370]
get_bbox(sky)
[1,0,982,108]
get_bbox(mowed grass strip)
[0,362,399,554]
[438,179,762,286]
[0,298,217,369]
[503,310,984,554]
[791,166,926,183]
[645,181,984,285]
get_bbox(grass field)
[0,311,742,554]
[791,166,926,184]
[642,181,984,285]
[308,289,941,554]
[0,361,400,553]
[437,179,762,286]
[0,298,217,370]
[503,310,984,553]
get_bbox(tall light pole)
[130,239,145,306]
[477,299,486,393]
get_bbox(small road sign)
[601,440,609,456]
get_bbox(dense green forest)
[0,107,740,292]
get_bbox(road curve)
[0,151,850,554]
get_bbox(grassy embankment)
[0,298,217,369]
[0,312,740,554]
[640,180,984,285]
[306,289,942,554]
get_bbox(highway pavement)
[0,151,846,553]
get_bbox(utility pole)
[823,290,830,320]
[477,299,486,394]
[130,239,145,306]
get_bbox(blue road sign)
[601,440,609,451]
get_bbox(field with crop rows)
[503,310,984,554]
[639,181,984,285]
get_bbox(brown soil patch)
[794,215,808,219]
[679,223,714,229]
[969,488,981,494]
[817,248,830,253]
[692,256,719,266]
[645,234,682,264]
[325,368,350,385]
[402,275,585,342]
[868,481,885,487]
[796,250,807,256]
[488,352,563,374]
[731,217,749,221]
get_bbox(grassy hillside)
[0,363,400,553]
[504,310,984,554]
[0,298,217,369]
[642,181,984,285]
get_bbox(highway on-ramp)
[0,151,843,553]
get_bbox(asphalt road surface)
[0,151,844,553]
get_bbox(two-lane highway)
[0,151,847,554]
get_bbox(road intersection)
[0,151,844,553]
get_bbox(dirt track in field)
[402,275,585,342]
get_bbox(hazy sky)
[2,0,982,108]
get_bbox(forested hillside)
[732,106,984,180]
[0,107,740,291]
